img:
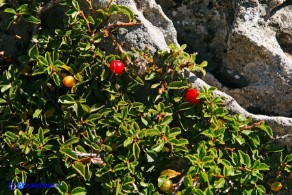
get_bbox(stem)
[79,10,93,35]
[106,0,115,11]
[172,175,185,194]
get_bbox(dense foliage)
[0,0,291,194]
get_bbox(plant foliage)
[0,0,291,194]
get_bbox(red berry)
[185,89,200,104]
[109,60,125,75]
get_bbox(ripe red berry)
[185,89,200,104]
[109,60,125,75]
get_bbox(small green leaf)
[152,142,165,152]
[14,189,22,195]
[4,8,16,14]
[16,4,28,14]
[57,181,68,194]
[60,148,78,160]
[63,137,79,147]
[52,73,61,86]
[168,81,188,89]
[200,172,209,183]
[160,115,173,125]
[238,150,251,167]
[108,4,120,15]
[72,162,86,180]
[123,137,132,147]
[61,65,75,74]
[257,123,273,138]
[72,0,80,10]
[37,127,44,145]
[0,0,6,8]
[183,174,193,187]
[223,165,234,176]
[70,187,87,195]
[24,15,41,24]
[214,178,225,189]
[256,185,266,193]
[255,162,269,171]
[28,44,39,59]
[133,142,140,159]
[59,94,75,104]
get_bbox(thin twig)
[79,10,93,35]
[73,151,100,157]
[239,120,264,130]
[106,0,115,11]
[172,175,185,195]
[106,21,142,30]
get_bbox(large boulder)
[91,0,179,53]
[156,0,292,118]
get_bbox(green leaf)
[72,0,80,10]
[60,148,78,160]
[168,81,188,89]
[193,189,205,195]
[14,189,22,195]
[286,154,292,162]
[169,127,181,137]
[160,115,173,125]
[254,162,269,171]
[133,75,144,85]
[0,0,6,8]
[123,137,132,147]
[52,73,61,86]
[4,8,16,14]
[24,15,41,24]
[200,172,209,183]
[108,4,120,15]
[1,83,12,93]
[37,56,48,66]
[213,107,227,116]
[183,174,193,187]
[118,5,134,21]
[72,162,86,180]
[61,65,75,74]
[133,142,140,159]
[57,181,68,194]
[256,185,266,193]
[257,123,273,138]
[59,94,75,104]
[75,103,90,118]
[16,4,28,14]
[37,127,44,145]
[63,137,79,147]
[119,125,128,135]
[28,44,39,59]
[214,178,225,189]
[152,142,165,152]
[70,187,87,195]
[223,165,234,177]
[238,150,251,167]
[142,129,160,137]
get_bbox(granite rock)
[157,0,292,117]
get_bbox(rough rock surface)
[156,0,292,118]
[91,0,179,54]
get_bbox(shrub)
[0,0,291,194]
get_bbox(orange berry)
[271,182,282,192]
[62,76,76,88]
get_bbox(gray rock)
[157,0,292,117]
[185,69,292,146]
[95,0,179,54]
